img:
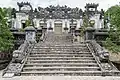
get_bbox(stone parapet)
[2,41,35,77]
[88,40,119,72]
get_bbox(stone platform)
[0,70,120,80]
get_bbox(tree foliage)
[104,5,120,53]
[105,5,120,28]
[82,14,89,28]
[3,7,13,19]
[103,38,120,54]
[0,7,14,52]
[25,19,31,27]
[80,14,89,36]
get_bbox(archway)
[54,20,62,34]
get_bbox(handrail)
[2,41,36,77]
[89,40,109,61]
[86,43,104,71]
[19,42,35,75]
[88,40,119,71]
[87,40,120,76]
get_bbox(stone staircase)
[21,32,102,76]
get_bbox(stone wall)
[0,52,12,70]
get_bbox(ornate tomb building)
[12,2,105,34]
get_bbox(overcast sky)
[0,0,120,10]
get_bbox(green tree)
[105,5,120,28]
[80,13,89,36]
[104,5,120,53]
[25,19,31,27]
[105,5,120,41]
[0,7,14,53]
[3,7,12,19]
[83,14,89,28]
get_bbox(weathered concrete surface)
[0,70,120,80]
[109,52,120,63]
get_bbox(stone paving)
[0,70,120,80]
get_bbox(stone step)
[29,54,93,57]
[21,71,102,76]
[34,47,88,49]
[23,67,100,71]
[29,54,92,57]
[34,46,87,48]
[30,52,91,54]
[34,46,88,49]
[35,45,86,47]
[32,49,89,51]
[30,53,92,55]
[27,57,94,60]
[25,63,98,67]
[34,46,87,47]
[27,60,96,63]
[32,50,90,52]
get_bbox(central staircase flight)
[20,33,110,76]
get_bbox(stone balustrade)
[89,40,109,62]
[2,41,35,77]
[88,40,119,74]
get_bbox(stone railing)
[88,40,120,76]
[89,40,109,62]
[2,41,35,77]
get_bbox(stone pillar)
[14,19,18,29]
[77,20,80,29]
[25,26,36,42]
[52,20,54,32]
[101,19,104,28]
[16,19,22,29]
[48,19,53,32]
[107,22,110,29]
[85,27,95,40]
[47,20,49,30]
[64,20,69,33]
[47,20,50,32]
[95,14,100,29]
[33,18,37,28]
[62,20,65,32]
[67,20,70,32]
[36,19,40,28]
[80,19,83,27]
[11,18,15,28]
